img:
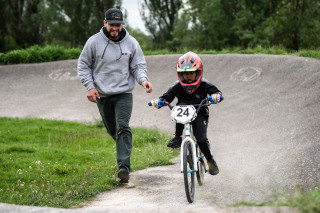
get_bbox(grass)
[232,185,320,213]
[0,117,178,208]
[284,186,320,213]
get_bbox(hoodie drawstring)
[101,40,110,59]
[101,40,123,61]
[116,43,123,61]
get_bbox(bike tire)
[183,140,195,203]
[196,154,205,186]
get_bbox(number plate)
[171,105,197,124]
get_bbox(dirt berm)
[0,54,319,213]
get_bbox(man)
[77,8,152,183]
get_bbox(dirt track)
[0,54,319,212]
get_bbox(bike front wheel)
[183,140,195,203]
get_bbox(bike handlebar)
[148,96,223,112]
[148,100,169,107]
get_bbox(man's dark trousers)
[97,93,133,173]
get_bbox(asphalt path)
[0,54,319,213]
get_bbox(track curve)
[0,54,319,212]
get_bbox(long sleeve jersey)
[159,78,222,116]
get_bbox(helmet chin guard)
[176,52,203,94]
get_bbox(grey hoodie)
[77,27,148,96]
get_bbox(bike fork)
[181,124,198,173]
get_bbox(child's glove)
[149,99,166,109]
[209,93,222,103]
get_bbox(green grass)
[232,185,320,213]
[0,117,178,208]
[284,186,320,213]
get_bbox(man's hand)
[87,88,100,103]
[142,81,153,93]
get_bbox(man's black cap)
[105,8,125,24]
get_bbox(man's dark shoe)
[207,159,219,175]
[167,136,182,148]
[118,169,129,183]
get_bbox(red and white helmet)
[176,52,203,94]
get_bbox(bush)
[297,49,320,60]
[42,45,65,61]
[0,45,82,65]
[26,45,43,63]
[1,46,320,65]
[62,48,81,60]
[0,53,5,65]
[3,49,29,64]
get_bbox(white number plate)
[171,105,197,124]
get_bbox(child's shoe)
[167,136,182,148]
[207,159,219,175]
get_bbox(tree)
[45,0,121,47]
[270,0,320,50]
[0,0,122,52]
[0,0,48,52]
[0,0,9,51]
[125,26,152,50]
[175,0,319,50]
[169,10,193,51]
[140,0,183,49]
[184,0,281,50]
[184,0,233,50]
[230,0,281,48]
[23,0,47,46]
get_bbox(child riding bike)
[150,52,223,175]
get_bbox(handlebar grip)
[148,100,169,107]
[207,95,224,103]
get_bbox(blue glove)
[209,94,222,103]
[149,99,166,109]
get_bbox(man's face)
[104,20,122,40]
[182,71,196,83]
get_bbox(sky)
[122,0,148,34]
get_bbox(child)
[150,52,223,175]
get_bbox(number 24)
[177,108,189,117]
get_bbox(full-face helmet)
[176,52,203,94]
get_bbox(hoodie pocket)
[94,72,130,94]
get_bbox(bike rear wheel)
[196,152,205,186]
[183,140,195,203]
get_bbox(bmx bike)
[149,97,221,203]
